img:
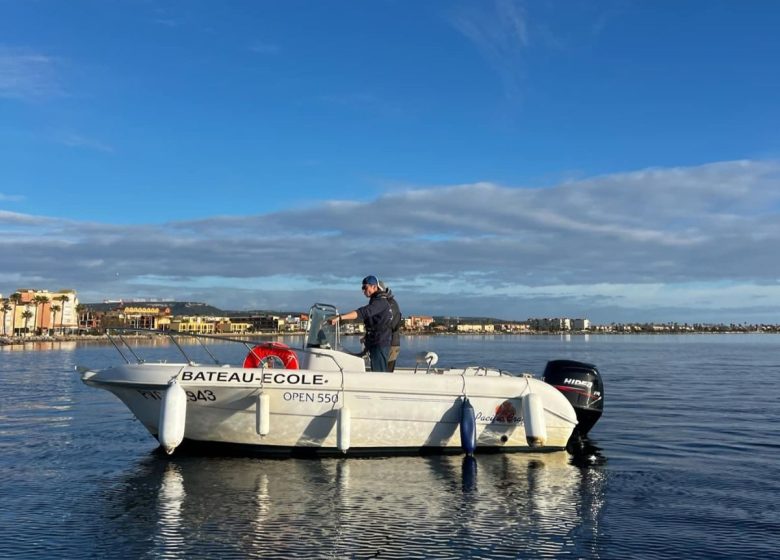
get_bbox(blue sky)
[2,0,780,323]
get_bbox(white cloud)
[448,0,529,100]
[1,160,779,323]
[0,47,62,99]
[56,132,114,153]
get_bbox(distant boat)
[77,303,603,456]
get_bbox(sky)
[2,0,780,324]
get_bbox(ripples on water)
[1,335,779,559]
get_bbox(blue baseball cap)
[361,275,379,286]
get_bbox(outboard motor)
[543,360,604,436]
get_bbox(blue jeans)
[368,346,390,372]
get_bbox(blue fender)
[460,397,477,456]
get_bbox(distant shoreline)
[2,330,776,348]
[0,332,289,347]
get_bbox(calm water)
[1,334,779,559]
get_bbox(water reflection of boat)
[108,449,605,558]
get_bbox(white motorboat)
[78,303,604,456]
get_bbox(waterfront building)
[228,313,283,332]
[1,288,79,336]
[220,320,252,334]
[456,323,495,333]
[279,314,309,332]
[340,321,366,335]
[497,323,531,333]
[572,318,591,331]
[169,316,228,334]
[404,316,435,330]
[101,305,172,330]
[528,317,573,332]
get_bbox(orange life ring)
[243,342,299,369]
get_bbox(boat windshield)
[305,303,339,350]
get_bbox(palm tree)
[9,292,22,336]
[32,295,43,334]
[33,295,50,335]
[42,295,52,334]
[1,299,11,336]
[51,304,61,334]
[22,308,34,336]
[55,294,70,334]
[76,304,86,333]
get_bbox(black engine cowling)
[542,359,604,436]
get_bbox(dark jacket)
[383,288,402,347]
[356,292,392,348]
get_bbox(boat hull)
[82,362,579,455]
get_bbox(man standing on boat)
[331,275,393,372]
[378,280,402,372]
